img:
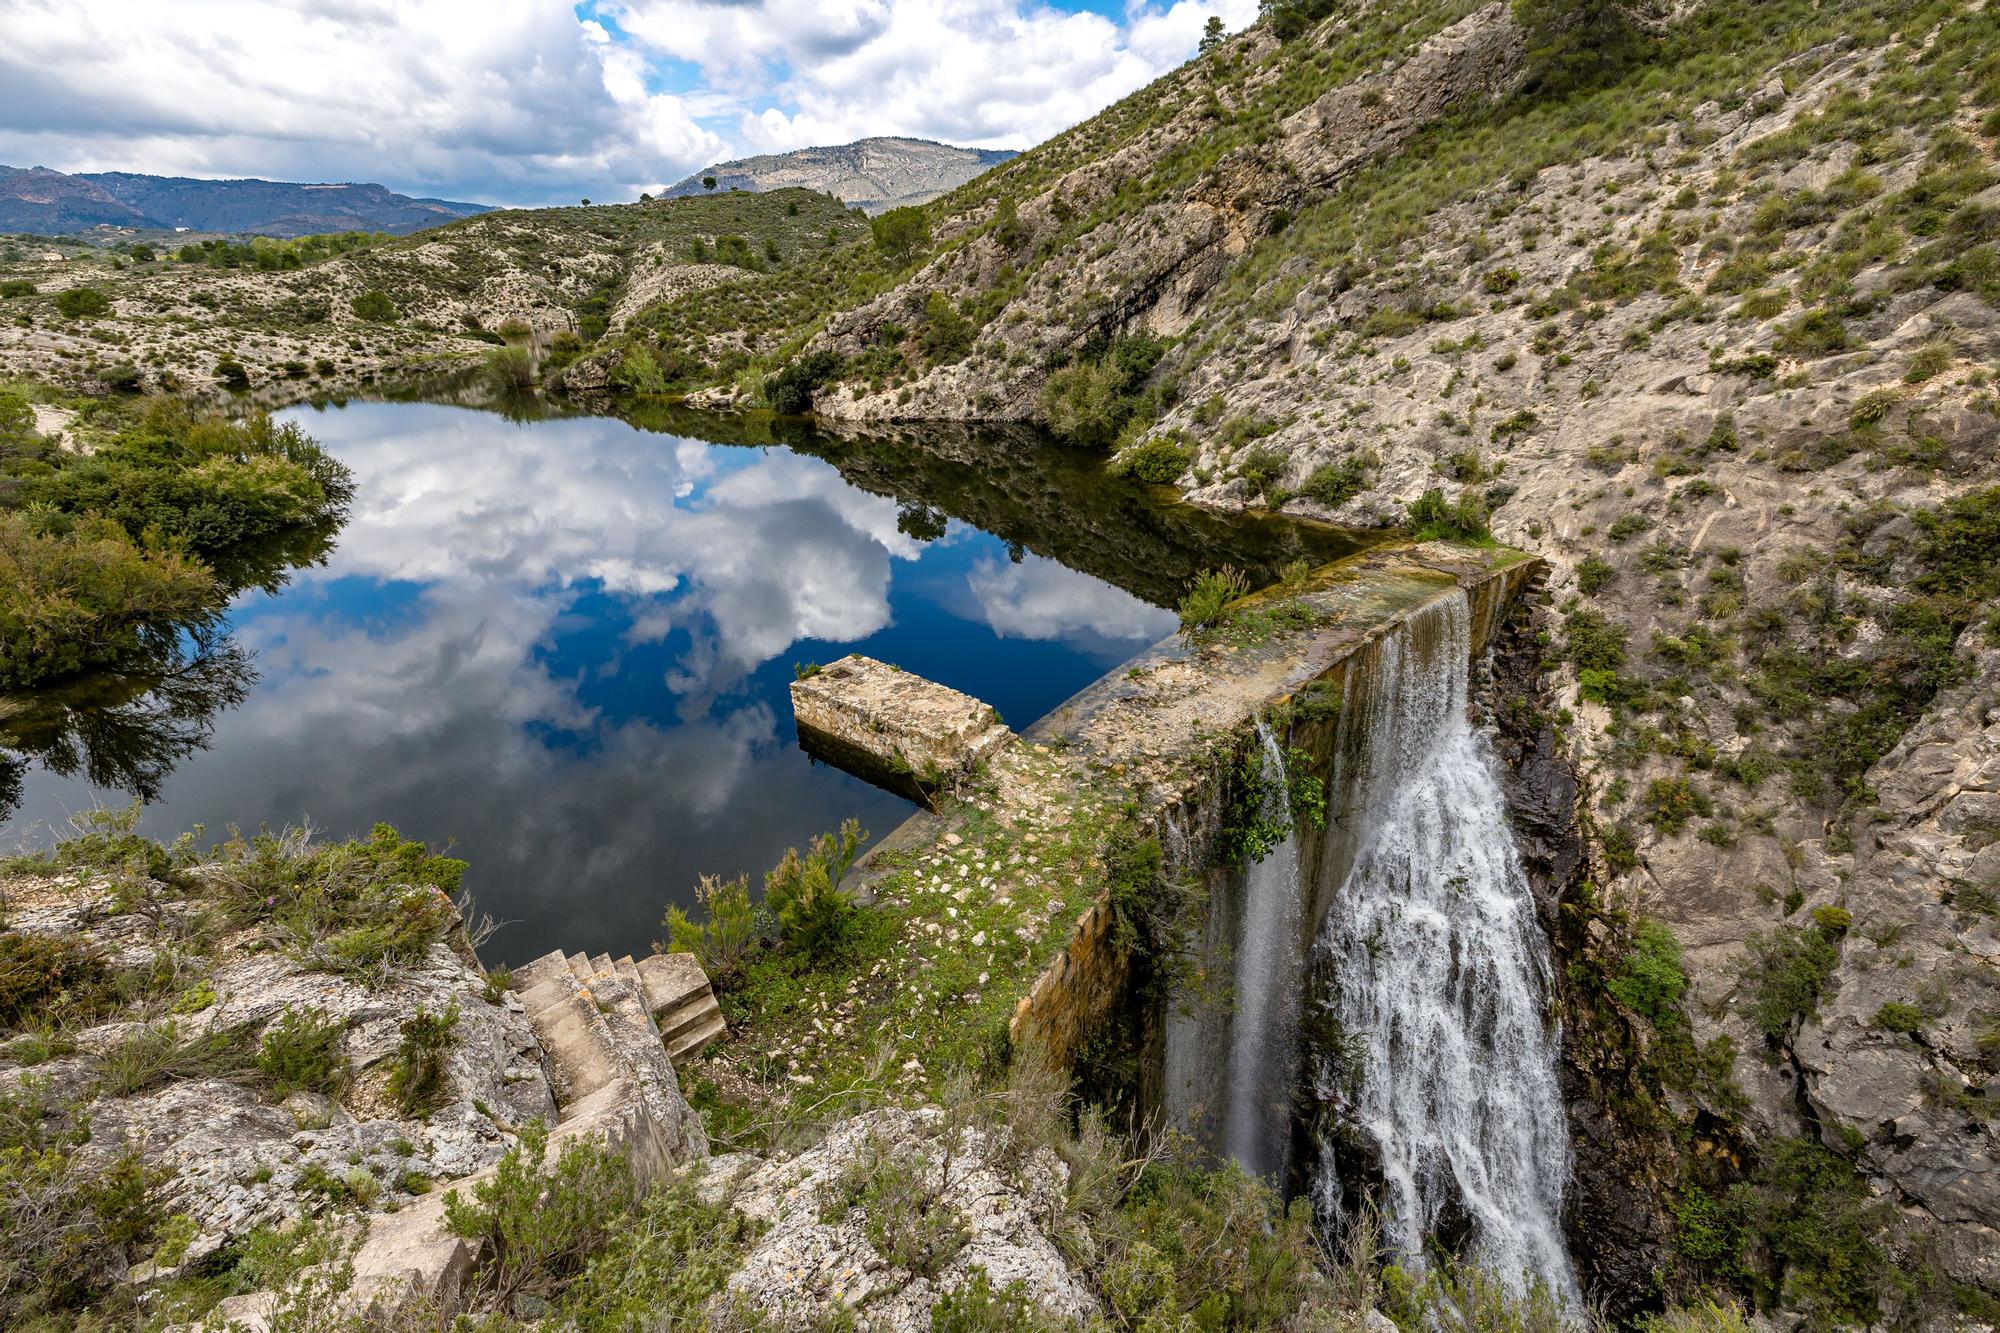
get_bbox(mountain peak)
[663,137,1017,214]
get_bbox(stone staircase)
[509,948,727,1064]
[204,951,721,1329]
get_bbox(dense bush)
[52,288,110,319]
[764,349,843,414]
[1178,566,1249,633]
[1039,335,1167,448]
[1607,919,1688,1027]
[0,933,113,1033]
[1301,455,1370,508]
[256,1005,349,1099]
[763,819,867,961]
[349,289,397,322]
[663,873,758,982]
[1739,916,1844,1040]
[201,822,466,976]
[386,1001,459,1117]
[1404,487,1491,541]
[919,290,975,365]
[1113,432,1192,484]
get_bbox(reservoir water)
[2,398,1357,963]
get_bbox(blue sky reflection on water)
[3,400,1176,963]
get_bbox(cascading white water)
[1221,720,1304,1179]
[1315,592,1580,1303]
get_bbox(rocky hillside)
[0,188,867,398]
[663,137,1016,213]
[601,0,2000,1319]
[0,166,488,236]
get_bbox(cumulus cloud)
[0,0,724,205]
[0,0,1255,205]
[614,0,1257,154]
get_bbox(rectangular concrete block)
[790,654,1011,796]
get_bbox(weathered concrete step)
[634,952,726,1057]
[636,952,714,1014]
[510,949,572,995]
[665,1010,727,1061]
[521,975,626,1104]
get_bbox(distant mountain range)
[0,167,491,237]
[663,137,1016,215]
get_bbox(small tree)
[350,289,396,323]
[54,287,111,318]
[1198,15,1226,55]
[701,175,718,191]
[871,206,930,262]
[764,819,868,960]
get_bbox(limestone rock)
[717,1107,1098,1330]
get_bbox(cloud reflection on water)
[5,401,1173,961]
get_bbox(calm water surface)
[3,400,1359,962]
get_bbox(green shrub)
[556,1171,758,1330]
[1728,1138,1891,1327]
[0,279,34,298]
[1740,922,1842,1040]
[1236,446,1289,501]
[1872,1001,1924,1035]
[1038,335,1165,448]
[764,349,843,414]
[386,1001,459,1118]
[1608,920,1688,1028]
[203,822,464,975]
[1178,566,1249,633]
[446,1120,638,1312]
[1514,0,1654,95]
[663,873,759,982]
[932,1267,1064,1332]
[763,820,868,961]
[1775,308,1850,356]
[919,291,974,365]
[1642,777,1713,836]
[1041,360,1126,447]
[1576,554,1616,595]
[53,288,111,318]
[1114,433,1192,485]
[257,1006,349,1100]
[349,289,397,322]
[213,357,250,389]
[484,345,535,391]
[1404,487,1490,541]
[1301,455,1370,508]
[0,932,113,1033]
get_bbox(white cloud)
[0,0,725,205]
[0,0,1256,205]
[615,0,1256,154]
[966,553,1177,650]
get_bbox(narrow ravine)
[1311,592,1579,1301]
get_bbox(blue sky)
[0,0,1256,208]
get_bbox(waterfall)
[1221,720,1304,1180]
[1314,592,1580,1302]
